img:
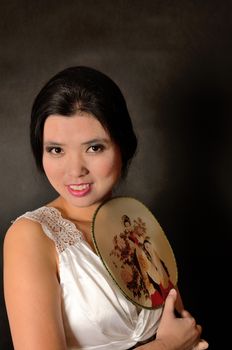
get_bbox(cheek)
[97,153,122,178]
[99,162,117,176]
[42,157,51,176]
[42,157,62,180]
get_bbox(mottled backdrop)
[1,1,232,349]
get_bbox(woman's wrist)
[136,338,168,350]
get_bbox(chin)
[68,197,104,209]
[61,189,113,209]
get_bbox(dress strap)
[15,206,83,253]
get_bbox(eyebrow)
[43,142,65,147]
[81,138,110,146]
[43,138,111,146]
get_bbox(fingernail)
[169,288,176,295]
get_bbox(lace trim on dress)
[17,206,83,254]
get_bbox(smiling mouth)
[67,183,91,197]
[69,184,90,191]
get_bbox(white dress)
[16,206,163,350]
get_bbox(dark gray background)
[1,1,232,349]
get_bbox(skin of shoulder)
[3,218,68,350]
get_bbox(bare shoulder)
[4,216,57,270]
[5,215,52,244]
[5,215,46,237]
[4,218,66,349]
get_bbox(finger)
[181,309,192,318]
[196,324,202,335]
[162,288,177,317]
[193,339,209,350]
[199,339,209,349]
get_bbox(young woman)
[3,66,208,350]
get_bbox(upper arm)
[3,219,67,350]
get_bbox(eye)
[87,144,104,153]
[45,146,63,155]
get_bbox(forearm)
[136,339,167,350]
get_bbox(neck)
[48,196,104,223]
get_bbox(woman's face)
[42,112,122,209]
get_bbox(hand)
[180,310,208,350]
[155,289,209,350]
[191,339,209,350]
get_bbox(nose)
[66,153,89,178]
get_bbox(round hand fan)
[92,196,178,309]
